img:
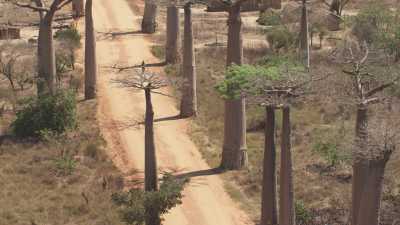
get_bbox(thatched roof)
[206,0,281,12]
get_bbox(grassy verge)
[0,99,124,225]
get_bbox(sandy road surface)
[94,0,252,224]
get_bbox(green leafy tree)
[112,174,188,225]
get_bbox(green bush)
[12,90,77,137]
[215,64,279,99]
[54,155,77,176]
[257,10,281,26]
[311,130,351,168]
[266,26,296,52]
[112,174,188,225]
[55,26,81,48]
[352,2,395,44]
[295,200,313,225]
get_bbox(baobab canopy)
[206,0,281,12]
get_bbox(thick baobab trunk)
[37,18,56,95]
[221,4,248,170]
[261,105,278,225]
[180,4,197,118]
[351,107,369,225]
[144,87,160,225]
[356,155,391,225]
[72,0,84,18]
[165,5,179,64]
[279,107,295,225]
[299,0,310,69]
[84,0,97,99]
[142,0,157,34]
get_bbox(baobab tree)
[142,0,158,33]
[220,0,247,170]
[331,43,399,225]
[113,63,167,225]
[216,59,316,225]
[254,70,314,225]
[84,0,97,99]
[219,0,282,170]
[11,0,73,95]
[299,0,310,69]
[72,0,84,18]
[180,1,197,117]
[165,1,180,64]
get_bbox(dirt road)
[94,0,252,224]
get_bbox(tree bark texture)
[37,17,56,95]
[356,157,390,225]
[142,0,157,34]
[279,107,295,225]
[72,0,84,18]
[221,3,248,170]
[180,4,197,118]
[144,88,160,225]
[261,105,278,225]
[351,107,368,225]
[299,0,310,69]
[166,5,179,64]
[84,0,97,99]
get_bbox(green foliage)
[295,200,313,225]
[352,2,397,49]
[257,10,281,26]
[12,90,77,137]
[266,26,296,52]
[215,56,306,99]
[55,26,81,48]
[215,64,279,99]
[54,154,77,176]
[112,174,188,225]
[312,128,351,167]
[56,51,74,74]
[150,45,165,60]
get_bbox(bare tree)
[112,63,167,225]
[84,0,96,99]
[180,2,197,117]
[0,42,34,92]
[355,116,398,225]
[142,0,158,34]
[331,44,399,225]
[165,1,180,64]
[11,0,73,95]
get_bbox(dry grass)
[0,99,124,225]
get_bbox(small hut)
[0,26,21,40]
[206,0,281,12]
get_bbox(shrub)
[311,128,351,168]
[12,90,77,137]
[54,154,77,176]
[266,26,296,53]
[295,200,313,225]
[112,174,188,225]
[150,45,165,60]
[352,2,394,44]
[257,10,281,26]
[54,26,81,48]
